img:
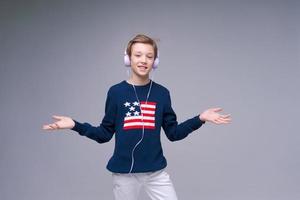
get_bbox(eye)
[135,54,141,57]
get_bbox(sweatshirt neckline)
[123,80,153,88]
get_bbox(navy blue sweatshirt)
[71,80,205,173]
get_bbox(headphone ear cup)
[124,52,131,67]
[153,57,159,69]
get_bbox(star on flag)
[124,102,130,107]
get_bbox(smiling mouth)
[138,66,148,70]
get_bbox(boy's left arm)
[162,92,205,141]
[162,92,231,142]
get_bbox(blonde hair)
[126,34,158,59]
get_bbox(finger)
[48,124,56,129]
[215,118,224,123]
[224,117,232,122]
[52,115,63,120]
[212,119,222,125]
[219,116,232,122]
[215,117,231,124]
[43,125,53,130]
[217,118,231,124]
[220,120,231,124]
[49,123,59,129]
[218,114,231,118]
[223,118,232,123]
[218,116,232,121]
[221,114,231,119]
[212,108,223,112]
[54,122,60,129]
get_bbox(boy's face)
[130,43,155,79]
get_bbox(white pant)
[112,169,178,200]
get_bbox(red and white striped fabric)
[123,101,156,130]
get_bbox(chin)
[133,69,151,77]
[138,73,150,78]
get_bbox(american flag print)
[123,101,156,130]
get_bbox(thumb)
[212,108,223,112]
[52,115,64,120]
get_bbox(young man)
[43,34,231,200]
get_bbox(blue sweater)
[71,80,205,173]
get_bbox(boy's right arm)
[71,117,115,144]
[69,89,117,143]
[43,89,117,144]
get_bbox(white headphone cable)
[128,78,153,174]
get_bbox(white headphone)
[124,50,159,69]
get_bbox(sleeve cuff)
[70,120,86,135]
[191,115,205,130]
[193,115,205,128]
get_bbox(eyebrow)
[134,51,154,55]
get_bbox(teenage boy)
[43,34,231,200]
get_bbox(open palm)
[43,115,75,130]
[200,108,231,125]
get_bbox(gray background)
[1,0,299,199]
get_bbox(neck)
[128,75,150,86]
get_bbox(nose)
[141,55,147,63]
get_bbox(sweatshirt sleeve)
[71,89,116,143]
[162,91,205,142]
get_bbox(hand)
[42,115,75,130]
[199,108,231,125]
